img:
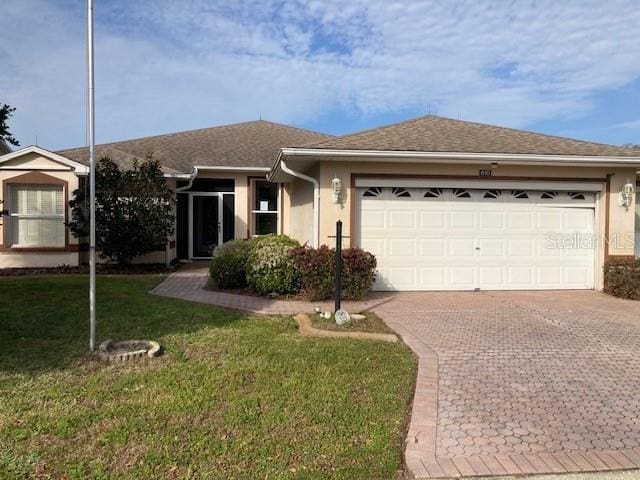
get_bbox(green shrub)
[209,239,251,289]
[292,245,377,301]
[604,257,640,299]
[246,235,301,295]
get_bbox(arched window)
[453,188,471,198]
[391,187,411,198]
[423,188,443,198]
[483,189,501,199]
[512,190,529,199]
[362,187,383,197]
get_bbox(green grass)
[0,275,416,480]
[310,312,394,334]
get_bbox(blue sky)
[2,0,640,150]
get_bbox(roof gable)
[0,146,88,173]
[303,115,640,158]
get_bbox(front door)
[189,192,235,259]
[192,195,219,258]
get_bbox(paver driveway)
[375,290,640,479]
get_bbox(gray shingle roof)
[302,115,640,157]
[58,120,333,173]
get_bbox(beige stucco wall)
[0,155,81,268]
[0,252,79,268]
[0,160,270,266]
[281,158,638,289]
[607,171,637,255]
[285,175,315,245]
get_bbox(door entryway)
[188,192,235,259]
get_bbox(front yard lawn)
[0,276,416,480]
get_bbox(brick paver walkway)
[375,291,640,478]
[153,267,640,478]
[151,265,396,315]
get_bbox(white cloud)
[1,0,640,149]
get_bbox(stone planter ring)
[98,339,161,362]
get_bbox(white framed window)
[251,179,279,236]
[9,184,65,247]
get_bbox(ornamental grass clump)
[246,235,301,295]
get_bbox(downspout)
[175,166,199,192]
[280,159,320,247]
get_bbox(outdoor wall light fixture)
[619,180,635,209]
[332,176,342,204]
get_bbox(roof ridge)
[257,120,335,139]
[303,114,435,148]
[57,144,140,165]
[302,114,635,153]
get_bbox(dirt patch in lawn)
[310,312,394,334]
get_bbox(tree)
[0,103,19,146]
[69,156,175,266]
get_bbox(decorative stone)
[314,306,322,313]
[321,311,332,319]
[351,313,366,321]
[98,339,161,362]
[335,309,351,325]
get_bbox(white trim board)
[280,148,640,167]
[195,166,269,172]
[354,178,605,192]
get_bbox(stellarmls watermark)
[545,232,635,250]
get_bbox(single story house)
[2,115,640,292]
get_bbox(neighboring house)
[2,115,640,292]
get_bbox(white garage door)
[357,187,596,291]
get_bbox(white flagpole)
[87,0,96,352]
